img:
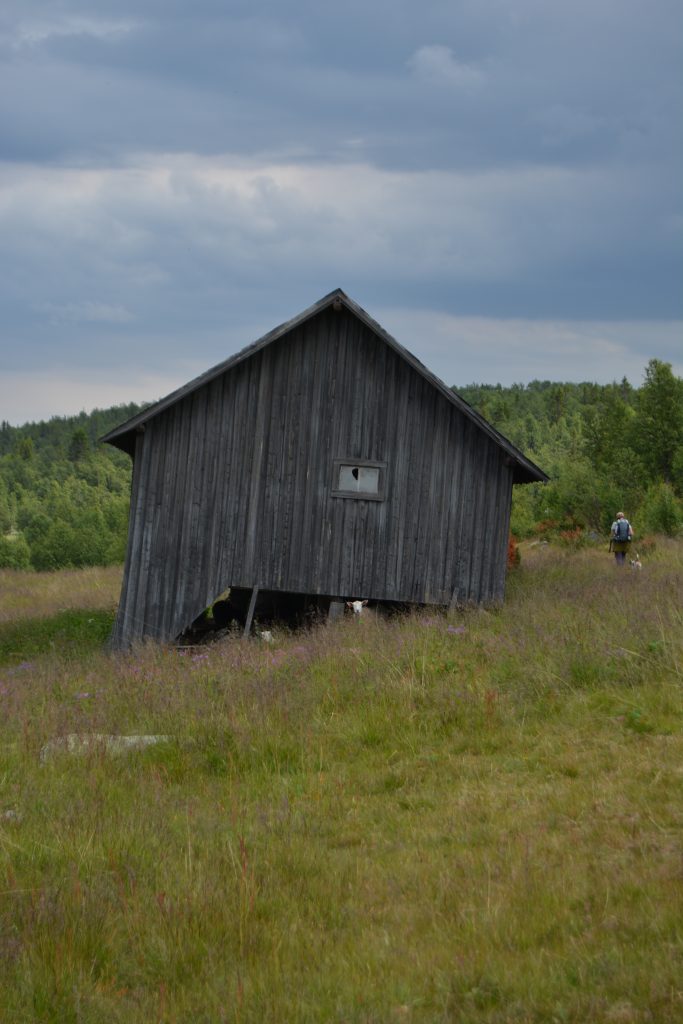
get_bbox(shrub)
[639,482,682,537]
[534,518,560,538]
[558,526,586,548]
[0,532,31,570]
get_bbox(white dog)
[630,553,642,570]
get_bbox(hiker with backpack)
[610,512,634,565]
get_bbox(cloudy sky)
[1,0,681,426]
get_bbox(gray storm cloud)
[0,0,680,423]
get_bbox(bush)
[639,482,683,537]
[29,518,112,571]
[0,533,31,570]
[558,526,586,548]
[507,534,521,569]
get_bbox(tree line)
[0,359,681,572]
[0,404,143,571]
[457,359,683,541]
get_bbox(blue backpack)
[614,518,630,542]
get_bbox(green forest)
[0,403,142,572]
[458,358,683,543]
[1,358,682,572]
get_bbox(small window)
[332,459,386,501]
[338,465,379,493]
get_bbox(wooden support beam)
[243,587,259,638]
[327,600,345,623]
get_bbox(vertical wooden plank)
[199,375,228,611]
[480,450,501,603]
[294,316,325,593]
[268,340,288,588]
[215,365,241,592]
[272,334,296,590]
[179,385,212,635]
[472,438,494,603]
[146,414,172,639]
[444,407,467,606]
[407,376,439,602]
[447,416,465,609]
[487,457,514,603]
[325,309,353,596]
[275,328,298,589]
[130,424,163,641]
[158,405,189,640]
[380,344,403,600]
[228,355,259,584]
[485,448,506,603]
[111,430,145,647]
[188,376,215,616]
[309,310,334,594]
[467,431,492,603]
[365,337,389,597]
[454,420,476,604]
[243,346,273,584]
[421,389,450,603]
[497,468,514,601]
[282,329,308,590]
[390,357,414,600]
[165,394,199,638]
[154,406,181,639]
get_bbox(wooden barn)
[102,289,547,648]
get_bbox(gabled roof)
[101,288,547,484]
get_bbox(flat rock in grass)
[39,733,172,763]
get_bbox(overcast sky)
[1,0,681,426]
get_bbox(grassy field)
[0,566,122,624]
[0,544,681,1023]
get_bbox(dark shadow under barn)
[177,587,412,645]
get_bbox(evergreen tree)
[68,427,90,462]
[634,360,683,483]
[583,387,638,475]
[16,437,34,461]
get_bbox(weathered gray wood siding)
[111,306,513,646]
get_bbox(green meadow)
[0,544,681,1023]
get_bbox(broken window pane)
[337,464,380,494]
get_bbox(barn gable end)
[103,290,547,647]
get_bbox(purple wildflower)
[9,661,34,675]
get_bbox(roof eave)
[100,288,348,449]
[339,293,548,485]
[513,464,549,485]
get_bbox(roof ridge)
[101,290,547,484]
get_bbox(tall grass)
[0,566,122,623]
[0,543,681,1022]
